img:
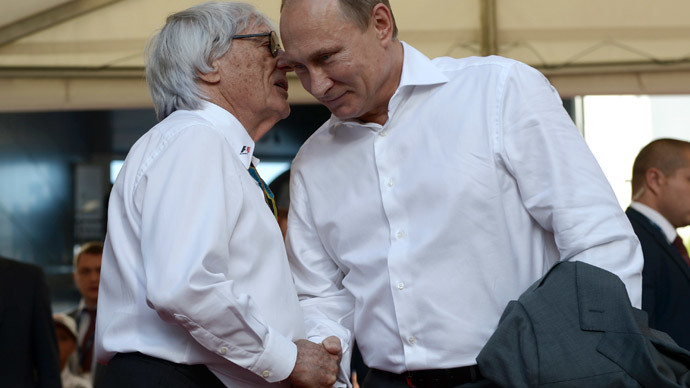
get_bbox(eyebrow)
[289,46,340,66]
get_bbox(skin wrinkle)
[199,24,290,142]
[281,0,401,125]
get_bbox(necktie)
[672,235,690,266]
[80,309,96,372]
[248,165,278,219]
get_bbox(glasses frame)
[231,31,281,58]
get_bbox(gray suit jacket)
[477,261,690,388]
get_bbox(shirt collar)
[328,41,448,130]
[199,101,256,169]
[78,299,96,313]
[631,201,677,243]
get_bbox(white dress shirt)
[286,42,643,380]
[72,299,96,380]
[96,102,305,387]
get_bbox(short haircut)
[631,138,690,194]
[281,0,398,39]
[146,2,274,121]
[73,241,104,268]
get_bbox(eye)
[320,54,331,62]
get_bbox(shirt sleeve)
[497,61,643,308]
[285,166,354,387]
[137,125,297,382]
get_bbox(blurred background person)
[627,138,690,349]
[66,241,103,383]
[54,313,92,388]
[0,255,61,388]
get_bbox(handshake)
[288,336,343,388]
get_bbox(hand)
[288,336,342,388]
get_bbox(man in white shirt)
[95,3,339,388]
[626,138,690,350]
[279,1,644,387]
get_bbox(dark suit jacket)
[477,261,690,388]
[627,207,690,350]
[0,256,61,388]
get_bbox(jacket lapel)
[627,207,690,283]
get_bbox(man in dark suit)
[0,256,61,388]
[626,138,690,350]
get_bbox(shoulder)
[154,110,224,141]
[292,119,336,168]
[0,256,43,278]
[430,55,530,81]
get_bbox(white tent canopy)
[1,0,689,112]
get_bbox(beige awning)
[1,0,689,112]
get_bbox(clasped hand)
[288,336,342,388]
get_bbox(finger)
[322,336,342,355]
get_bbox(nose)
[275,50,291,72]
[307,67,334,99]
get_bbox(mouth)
[321,91,346,105]
[274,79,288,92]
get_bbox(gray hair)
[146,2,274,121]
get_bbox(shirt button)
[379,130,388,137]
[387,179,394,187]
[408,336,417,345]
[220,347,227,355]
[262,370,271,378]
[396,231,404,239]
[397,282,405,290]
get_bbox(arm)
[138,126,296,382]
[285,167,355,387]
[497,62,642,307]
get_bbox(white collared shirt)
[286,42,643,378]
[630,201,678,243]
[96,102,305,387]
[73,299,96,377]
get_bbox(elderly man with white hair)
[94,2,340,388]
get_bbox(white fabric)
[630,201,678,243]
[61,366,92,388]
[95,101,305,387]
[285,42,643,379]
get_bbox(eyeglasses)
[231,31,282,58]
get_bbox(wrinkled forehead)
[280,0,352,50]
[280,0,349,33]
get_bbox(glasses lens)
[270,31,281,57]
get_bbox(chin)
[279,104,290,120]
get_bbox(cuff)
[250,328,298,383]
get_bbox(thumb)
[322,336,342,355]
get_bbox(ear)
[645,167,666,196]
[198,60,221,84]
[371,3,394,45]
